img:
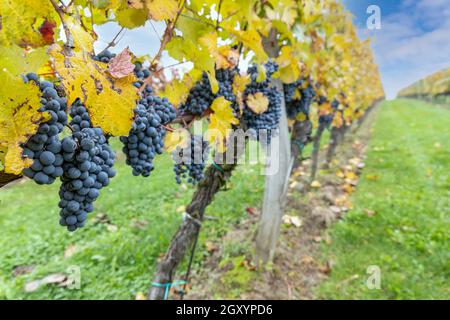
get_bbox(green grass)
[316,99,450,299]
[0,140,264,299]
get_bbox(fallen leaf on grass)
[300,256,315,265]
[106,224,118,232]
[64,245,77,258]
[246,207,259,216]
[311,180,321,188]
[206,241,218,253]
[13,265,35,277]
[24,273,67,293]
[364,209,376,217]
[366,174,379,181]
[282,215,303,227]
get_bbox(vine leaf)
[108,48,136,79]
[115,5,148,29]
[145,0,179,20]
[157,69,202,106]
[228,28,269,63]
[275,46,301,84]
[0,75,47,174]
[0,46,50,174]
[206,97,239,153]
[232,74,251,112]
[0,0,58,47]
[246,92,269,114]
[50,41,139,136]
[165,128,190,152]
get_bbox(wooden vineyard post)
[255,79,293,265]
[255,29,293,265]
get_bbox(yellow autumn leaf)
[0,0,58,47]
[145,0,179,21]
[157,69,202,106]
[115,5,148,29]
[206,97,239,153]
[216,46,239,69]
[232,74,251,112]
[228,28,268,63]
[50,45,139,136]
[296,113,307,121]
[275,46,301,84]
[164,128,190,152]
[246,92,269,114]
[0,73,47,174]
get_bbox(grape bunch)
[172,135,209,185]
[92,50,116,63]
[58,101,116,231]
[120,87,177,177]
[284,80,316,119]
[215,67,240,115]
[22,73,68,185]
[178,72,215,116]
[318,98,339,126]
[243,61,282,142]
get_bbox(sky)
[343,0,450,99]
[93,1,450,100]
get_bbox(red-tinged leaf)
[107,48,136,79]
[38,20,56,45]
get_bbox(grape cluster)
[58,102,116,231]
[318,98,339,126]
[178,72,215,116]
[22,73,68,185]
[120,87,177,177]
[284,80,316,119]
[216,67,240,115]
[172,135,209,185]
[243,61,282,142]
[92,50,116,63]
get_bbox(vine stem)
[97,27,125,56]
[49,0,74,53]
[151,0,187,67]
[162,125,174,132]
[216,0,223,30]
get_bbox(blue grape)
[243,61,282,144]
[284,79,316,119]
[58,101,116,231]
[21,74,68,184]
[121,87,176,177]
[172,135,209,185]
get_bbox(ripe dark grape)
[243,61,282,143]
[21,73,68,185]
[58,102,116,232]
[121,87,177,177]
[172,135,209,185]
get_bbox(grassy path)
[317,99,449,299]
